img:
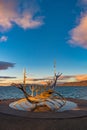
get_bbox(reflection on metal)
[11,66,66,112]
[9,98,77,112]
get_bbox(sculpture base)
[9,98,77,112]
[1,98,87,119]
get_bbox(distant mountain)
[0,83,11,86]
[58,80,87,86]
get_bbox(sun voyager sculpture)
[9,65,77,112]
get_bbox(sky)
[0,0,87,83]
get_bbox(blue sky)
[0,0,87,81]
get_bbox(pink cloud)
[69,14,87,48]
[60,74,87,82]
[68,0,87,48]
[15,13,43,29]
[75,74,87,81]
[0,0,44,32]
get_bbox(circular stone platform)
[0,98,87,119]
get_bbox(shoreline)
[1,85,87,87]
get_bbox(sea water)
[0,86,87,100]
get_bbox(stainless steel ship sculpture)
[10,63,68,112]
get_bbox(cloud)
[0,36,8,42]
[0,0,44,32]
[27,74,87,83]
[0,61,15,70]
[69,14,87,48]
[60,74,87,82]
[60,75,77,82]
[61,75,75,80]
[75,74,87,81]
[0,76,16,79]
[68,0,87,48]
[78,0,87,6]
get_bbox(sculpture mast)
[23,68,26,88]
[54,60,56,77]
